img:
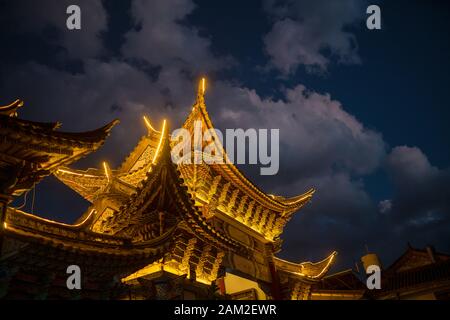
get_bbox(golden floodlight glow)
[103,161,110,182]
[3,222,7,229]
[151,119,167,166]
[143,115,157,132]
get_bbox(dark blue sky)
[1,0,449,270]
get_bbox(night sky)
[1,0,449,271]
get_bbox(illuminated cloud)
[263,0,365,74]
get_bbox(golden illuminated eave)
[0,99,24,117]
[54,167,109,202]
[0,100,119,196]
[2,207,175,265]
[274,251,338,281]
[54,117,166,202]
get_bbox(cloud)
[385,146,450,226]
[1,0,108,59]
[263,0,365,74]
[373,146,450,258]
[122,0,226,73]
[207,82,386,187]
[378,199,392,214]
[281,172,378,266]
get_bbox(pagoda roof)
[385,245,450,274]
[2,207,172,280]
[95,122,247,254]
[2,123,248,274]
[0,99,118,196]
[364,246,450,299]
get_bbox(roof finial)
[196,77,206,105]
[103,161,111,182]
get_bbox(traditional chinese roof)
[1,123,247,292]
[54,79,315,242]
[385,245,450,274]
[1,206,172,299]
[177,79,315,241]
[0,99,118,196]
[380,258,450,294]
[94,124,246,253]
[54,117,162,203]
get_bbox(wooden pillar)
[266,243,282,300]
[0,194,12,256]
[268,260,282,300]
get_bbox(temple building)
[0,79,336,300]
[308,245,450,300]
[368,245,450,300]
